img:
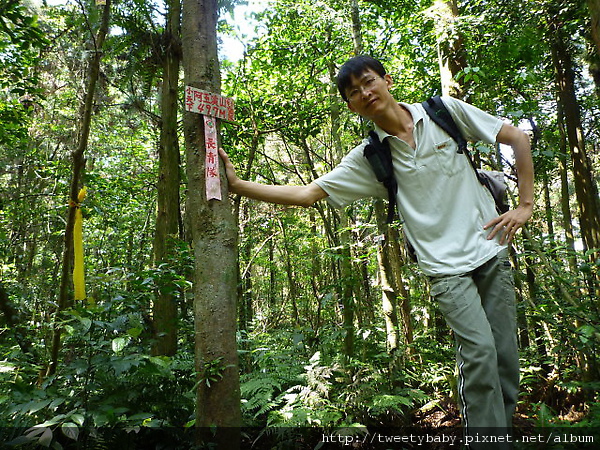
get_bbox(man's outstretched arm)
[219,148,328,208]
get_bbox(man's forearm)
[512,132,534,209]
[496,124,534,209]
[219,147,327,208]
[485,124,534,243]
[230,179,327,208]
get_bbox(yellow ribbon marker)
[73,187,87,301]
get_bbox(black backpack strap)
[422,95,482,177]
[421,96,467,154]
[422,96,508,212]
[364,130,397,224]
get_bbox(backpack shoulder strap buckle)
[421,96,467,154]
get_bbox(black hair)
[336,55,387,102]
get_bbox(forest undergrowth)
[1,288,599,449]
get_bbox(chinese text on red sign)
[185,86,235,122]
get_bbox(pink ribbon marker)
[203,115,221,201]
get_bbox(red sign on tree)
[185,86,235,201]
[185,86,235,122]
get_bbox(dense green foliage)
[1,0,600,448]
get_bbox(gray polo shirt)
[314,96,505,276]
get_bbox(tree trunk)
[375,203,399,354]
[350,0,363,55]
[269,232,276,307]
[588,0,600,59]
[348,1,407,359]
[375,201,414,356]
[181,0,241,443]
[549,16,600,256]
[327,62,356,358]
[509,252,530,349]
[309,209,323,332]
[523,245,553,377]
[541,167,554,241]
[238,203,253,335]
[152,0,182,357]
[339,227,355,358]
[46,0,111,378]
[430,0,469,99]
[278,218,300,325]
[556,100,578,273]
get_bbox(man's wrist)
[227,177,242,194]
[518,200,533,209]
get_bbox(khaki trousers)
[428,249,519,450]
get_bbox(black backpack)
[364,95,508,224]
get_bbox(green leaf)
[69,413,85,427]
[25,427,48,438]
[0,361,16,373]
[148,356,170,367]
[37,415,66,428]
[111,358,134,376]
[28,399,52,414]
[112,336,130,353]
[79,317,92,333]
[61,423,79,441]
[49,398,66,411]
[128,412,154,423]
[38,427,53,447]
[127,327,142,338]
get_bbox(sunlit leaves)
[0,0,48,94]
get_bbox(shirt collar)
[373,101,424,141]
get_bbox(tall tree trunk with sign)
[151,0,182,357]
[181,0,241,443]
[46,0,111,379]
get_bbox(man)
[219,55,534,448]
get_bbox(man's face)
[344,69,394,119]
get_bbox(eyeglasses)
[346,76,380,103]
